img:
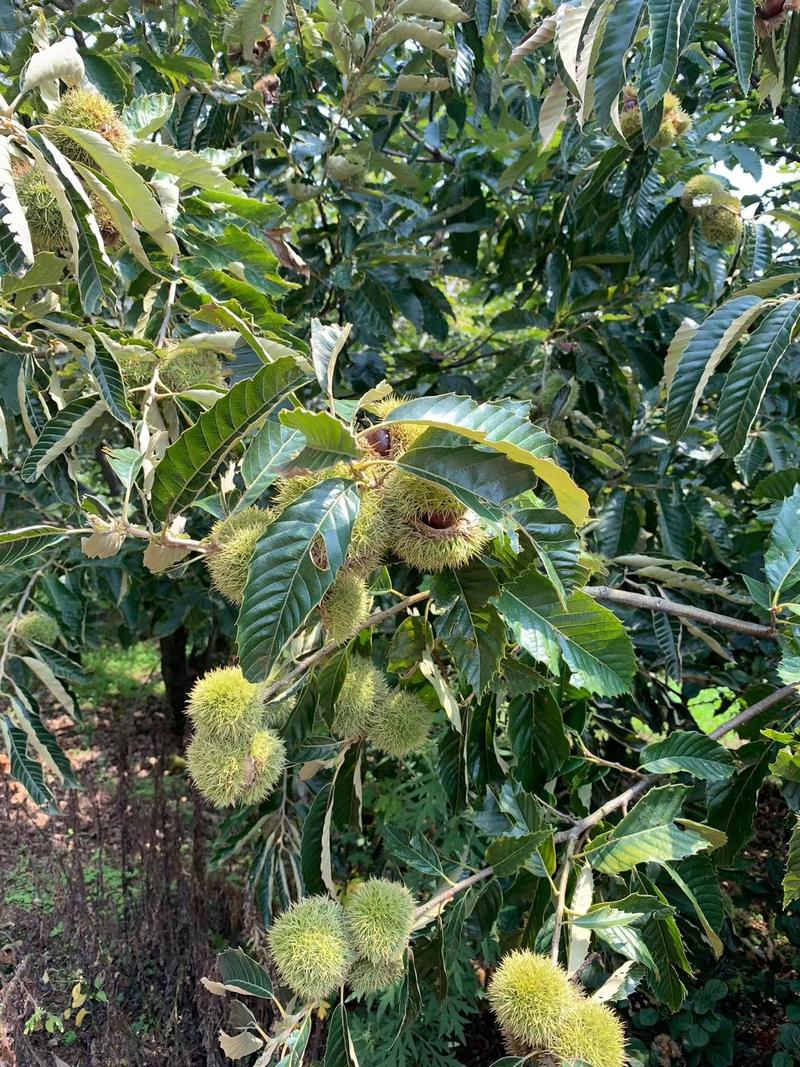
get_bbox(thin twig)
[156,256,179,347]
[260,591,432,703]
[586,585,775,639]
[550,835,577,965]
[412,867,494,923]
[0,564,48,683]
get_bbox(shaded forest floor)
[0,644,799,1066]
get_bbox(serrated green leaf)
[640,730,735,782]
[0,717,56,812]
[279,409,360,470]
[0,138,34,277]
[324,1003,360,1067]
[122,92,174,137]
[128,139,238,193]
[216,947,273,998]
[765,486,800,605]
[239,417,303,508]
[395,0,468,18]
[20,396,106,483]
[784,816,800,907]
[666,295,765,442]
[643,0,683,105]
[586,785,710,874]
[0,526,69,565]
[507,692,568,789]
[383,395,590,525]
[493,568,636,697]
[237,479,360,680]
[17,639,87,685]
[398,430,535,520]
[301,783,332,895]
[196,189,285,227]
[311,319,351,399]
[729,0,756,92]
[707,742,773,863]
[19,656,79,719]
[43,126,177,254]
[717,300,800,456]
[90,332,132,427]
[516,507,581,601]
[486,830,552,876]
[429,562,505,695]
[383,824,446,877]
[9,692,78,787]
[754,468,800,501]
[592,0,644,137]
[151,358,308,521]
[661,859,723,957]
[573,894,670,928]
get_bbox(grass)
[78,642,164,709]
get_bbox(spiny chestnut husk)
[159,345,227,392]
[699,195,743,247]
[367,688,433,756]
[268,896,352,1002]
[393,509,489,572]
[487,951,573,1051]
[320,569,373,642]
[187,727,285,807]
[348,954,405,997]
[15,610,60,647]
[344,878,417,963]
[186,665,262,742]
[386,471,489,572]
[619,84,642,141]
[13,165,68,251]
[261,694,296,728]
[205,508,274,605]
[49,87,130,166]
[652,91,692,148]
[619,86,690,148]
[550,998,627,1067]
[331,657,389,740]
[681,174,726,215]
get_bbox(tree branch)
[413,682,800,919]
[412,867,494,924]
[585,585,775,639]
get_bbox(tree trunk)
[160,625,191,736]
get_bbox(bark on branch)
[585,585,775,639]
